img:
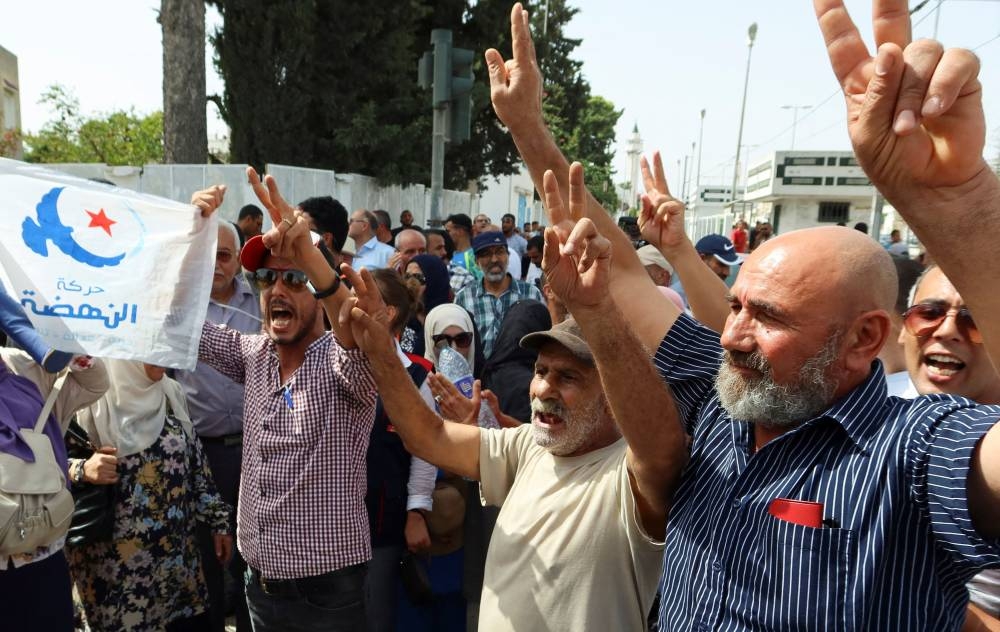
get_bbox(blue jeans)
[245,564,367,632]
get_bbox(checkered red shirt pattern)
[200,323,377,579]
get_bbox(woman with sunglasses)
[423,304,479,374]
[400,255,452,358]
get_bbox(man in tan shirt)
[339,157,688,629]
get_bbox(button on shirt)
[454,275,543,358]
[175,278,261,437]
[199,323,377,579]
[654,314,1000,631]
[352,236,395,271]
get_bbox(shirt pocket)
[755,518,857,632]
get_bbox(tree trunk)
[161,0,207,164]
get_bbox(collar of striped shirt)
[653,313,1000,631]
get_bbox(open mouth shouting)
[267,300,297,337]
[921,351,966,382]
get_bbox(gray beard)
[530,396,608,456]
[715,335,840,427]
[484,268,507,283]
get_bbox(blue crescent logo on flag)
[21,187,145,268]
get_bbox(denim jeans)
[245,563,367,632]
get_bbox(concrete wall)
[44,162,481,229]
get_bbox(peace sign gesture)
[541,162,612,311]
[246,167,315,266]
[815,0,986,204]
[638,151,688,255]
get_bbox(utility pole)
[730,22,758,215]
[418,30,473,223]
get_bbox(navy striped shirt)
[655,314,1000,631]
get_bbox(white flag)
[0,159,217,369]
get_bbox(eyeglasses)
[252,268,310,292]
[902,303,981,343]
[216,250,235,263]
[405,272,426,285]
[433,332,473,349]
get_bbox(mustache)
[724,349,770,374]
[268,300,294,312]
[531,398,568,418]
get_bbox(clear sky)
[3,1,998,193]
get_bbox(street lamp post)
[730,22,758,215]
[781,104,811,150]
[695,109,706,195]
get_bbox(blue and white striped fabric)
[654,314,1000,631]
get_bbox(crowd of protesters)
[2,1,1000,631]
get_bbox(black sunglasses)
[252,268,310,292]
[902,302,981,343]
[433,332,473,348]
[405,272,427,285]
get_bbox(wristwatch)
[312,274,342,300]
[71,459,85,485]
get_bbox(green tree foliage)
[210,0,433,183]
[23,85,163,165]
[208,0,619,196]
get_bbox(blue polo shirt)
[655,314,1000,631]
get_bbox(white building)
[742,150,876,234]
[474,164,542,228]
[685,185,734,241]
[0,44,22,158]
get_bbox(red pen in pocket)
[768,498,823,528]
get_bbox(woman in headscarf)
[0,350,108,632]
[422,303,481,376]
[68,360,232,632]
[400,254,452,357]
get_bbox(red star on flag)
[86,208,117,236]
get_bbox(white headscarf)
[423,304,476,372]
[76,359,192,457]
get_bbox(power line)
[972,32,1000,50]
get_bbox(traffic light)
[449,47,473,143]
[418,29,474,143]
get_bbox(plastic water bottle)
[437,346,499,429]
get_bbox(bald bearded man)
[486,1,1000,629]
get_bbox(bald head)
[723,226,896,408]
[747,226,897,317]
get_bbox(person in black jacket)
[481,300,551,424]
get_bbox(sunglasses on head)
[252,268,310,292]
[433,332,473,349]
[405,272,426,285]
[902,302,981,343]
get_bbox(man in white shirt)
[349,209,395,270]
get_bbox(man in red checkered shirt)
[190,174,378,632]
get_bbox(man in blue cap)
[455,230,543,358]
[694,234,742,282]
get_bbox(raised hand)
[486,2,544,134]
[338,265,394,358]
[541,163,612,311]
[190,185,227,218]
[246,167,314,265]
[815,0,987,203]
[639,152,687,254]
